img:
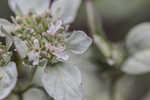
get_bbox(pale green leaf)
[121,50,150,74]
[9,0,50,15]
[51,0,81,24]
[23,88,52,100]
[42,63,83,100]
[0,62,17,100]
[13,37,28,58]
[66,31,92,54]
[126,22,150,54]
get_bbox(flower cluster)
[12,12,69,65]
[0,43,12,66]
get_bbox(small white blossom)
[47,20,63,35]
[28,39,40,65]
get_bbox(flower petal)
[0,62,17,100]
[66,31,92,54]
[42,62,83,100]
[0,19,14,37]
[51,0,81,24]
[13,37,28,59]
[54,52,69,61]
[122,50,150,75]
[9,0,50,15]
[28,50,40,65]
[126,22,150,54]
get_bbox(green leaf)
[23,88,52,100]
[13,37,28,58]
[42,63,83,100]
[121,50,150,75]
[126,22,150,54]
[66,31,92,54]
[8,0,50,15]
[0,62,17,100]
[51,0,81,24]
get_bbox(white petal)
[0,19,14,37]
[51,0,81,24]
[66,31,92,54]
[126,22,150,54]
[0,62,17,99]
[54,52,69,61]
[122,50,150,75]
[28,50,40,65]
[9,0,50,15]
[14,37,28,58]
[42,63,83,100]
[34,39,40,48]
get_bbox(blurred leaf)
[121,50,150,74]
[51,0,81,24]
[94,0,148,19]
[115,74,150,100]
[42,63,83,100]
[126,22,150,54]
[0,62,17,100]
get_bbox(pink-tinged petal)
[28,50,40,65]
[47,24,56,35]
[34,39,40,48]
[47,20,63,35]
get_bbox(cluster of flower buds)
[12,11,70,65]
[0,43,12,66]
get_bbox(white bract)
[51,0,81,24]
[124,22,150,75]
[42,63,83,100]
[122,50,150,74]
[126,22,150,54]
[0,62,17,100]
[9,0,50,15]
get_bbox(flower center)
[12,12,69,65]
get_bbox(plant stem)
[15,52,24,78]
[85,0,113,64]
[85,0,96,34]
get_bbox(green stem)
[85,0,96,34]
[15,53,24,78]
[85,0,113,63]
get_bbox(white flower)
[47,20,63,35]
[46,43,69,61]
[28,39,40,65]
